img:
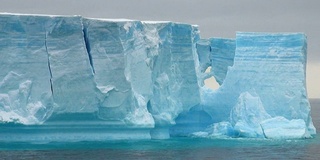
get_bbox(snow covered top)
[0,12,81,18]
[236,31,306,36]
[85,17,136,22]
[0,12,195,25]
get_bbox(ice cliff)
[0,13,315,141]
[194,33,315,139]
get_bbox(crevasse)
[0,13,315,141]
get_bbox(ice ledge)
[0,123,153,142]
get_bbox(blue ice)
[0,13,315,141]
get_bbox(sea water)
[1,99,319,160]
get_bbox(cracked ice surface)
[83,19,155,127]
[83,19,200,138]
[0,13,316,140]
[0,13,201,140]
[46,16,99,113]
[0,15,54,124]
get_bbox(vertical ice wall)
[46,16,99,113]
[195,38,235,87]
[0,13,315,140]
[83,19,200,138]
[210,38,235,85]
[196,32,315,138]
[83,18,154,127]
[145,22,200,138]
[0,14,100,123]
[0,14,200,135]
[232,32,315,136]
[171,38,236,137]
[0,14,54,124]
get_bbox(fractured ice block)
[230,92,271,138]
[196,32,316,138]
[195,38,237,123]
[46,16,99,113]
[147,22,200,122]
[0,14,54,124]
[195,38,235,86]
[209,38,235,85]
[0,13,316,141]
[83,18,154,127]
[261,117,309,139]
[83,19,201,138]
[234,32,314,135]
[144,22,200,138]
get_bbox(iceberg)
[194,32,315,138]
[0,13,315,141]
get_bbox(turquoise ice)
[0,13,315,141]
[194,33,315,138]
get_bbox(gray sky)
[1,0,319,98]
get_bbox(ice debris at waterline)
[0,13,315,141]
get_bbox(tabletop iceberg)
[0,13,315,141]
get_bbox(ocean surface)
[1,99,319,160]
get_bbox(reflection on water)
[0,99,319,160]
[1,137,320,160]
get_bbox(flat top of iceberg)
[0,12,81,18]
[85,17,137,22]
[142,21,197,26]
[0,12,197,25]
[236,31,306,36]
[142,21,171,24]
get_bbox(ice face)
[0,13,316,141]
[83,19,200,139]
[0,14,54,124]
[46,16,99,113]
[145,22,200,138]
[0,14,202,140]
[83,19,155,127]
[260,116,309,139]
[194,32,316,138]
[230,92,271,138]
[235,32,314,136]
[209,38,235,85]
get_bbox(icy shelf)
[0,13,315,141]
